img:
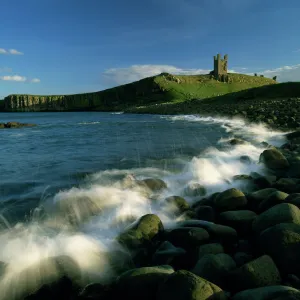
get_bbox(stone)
[165,196,190,214]
[229,255,281,292]
[137,178,167,192]
[258,190,289,212]
[214,188,247,212]
[252,203,300,234]
[192,254,236,288]
[233,252,253,267]
[247,188,278,212]
[274,178,300,193]
[240,155,252,164]
[195,206,215,222]
[184,183,206,197]
[259,148,289,170]
[152,241,186,265]
[156,270,228,300]
[285,193,300,208]
[117,214,164,250]
[229,138,246,145]
[198,243,224,260]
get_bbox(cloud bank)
[0,48,24,55]
[0,75,40,83]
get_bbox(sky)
[0,0,300,98]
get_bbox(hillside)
[2,73,276,112]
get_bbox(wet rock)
[195,205,215,222]
[165,196,190,214]
[274,178,300,193]
[0,122,36,129]
[214,188,247,212]
[184,182,206,197]
[229,138,247,146]
[252,203,300,234]
[240,155,252,164]
[156,270,228,300]
[258,190,289,212]
[137,178,167,192]
[192,253,236,288]
[259,148,290,170]
[152,241,186,265]
[232,286,300,300]
[258,223,300,276]
[78,283,111,300]
[219,210,257,237]
[198,243,224,260]
[285,274,300,290]
[114,265,174,300]
[229,255,281,292]
[285,193,300,208]
[117,214,164,250]
[247,188,279,212]
[233,252,253,267]
[250,172,277,189]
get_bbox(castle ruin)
[213,54,228,82]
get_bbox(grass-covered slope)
[3,73,276,112]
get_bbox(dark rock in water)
[114,265,174,300]
[232,174,253,181]
[165,196,190,214]
[240,155,252,165]
[156,270,228,300]
[252,203,300,234]
[274,178,300,193]
[259,148,290,170]
[178,209,197,220]
[247,188,278,212]
[192,253,236,289]
[117,214,164,250]
[229,255,281,292]
[184,182,206,197]
[198,243,224,260]
[232,286,300,300]
[229,138,247,146]
[166,227,210,248]
[214,188,247,212]
[0,122,36,129]
[219,210,257,237]
[258,223,300,277]
[195,205,215,222]
[233,252,253,267]
[137,178,167,192]
[250,172,276,189]
[258,190,289,212]
[177,220,238,245]
[152,241,186,265]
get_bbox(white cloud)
[257,64,300,82]
[0,48,23,55]
[31,78,41,83]
[0,75,27,82]
[103,64,211,86]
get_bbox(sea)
[0,111,288,298]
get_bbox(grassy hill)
[3,73,276,112]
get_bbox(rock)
[229,138,247,145]
[232,286,300,300]
[258,190,289,212]
[252,203,300,234]
[219,210,257,237]
[156,270,228,300]
[177,220,238,244]
[214,188,247,212]
[285,274,300,290]
[247,188,278,212]
[198,243,224,260]
[117,214,164,250]
[229,255,281,292]
[233,252,253,267]
[165,196,190,214]
[137,178,167,192]
[1,121,36,129]
[258,223,300,276]
[259,148,290,170]
[240,155,252,164]
[192,254,236,288]
[184,183,206,197]
[274,178,300,193]
[166,227,210,248]
[78,283,111,300]
[232,175,252,181]
[152,241,186,265]
[285,193,300,208]
[195,206,215,222]
[114,265,174,300]
[250,172,277,189]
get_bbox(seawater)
[0,112,288,299]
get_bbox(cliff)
[3,73,277,112]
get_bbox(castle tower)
[213,54,228,81]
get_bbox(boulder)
[137,178,167,192]
[184,183,206,197]
[229,138,247,146]
[214,188,247,212]
[192,254,236,288]
[165,196,190,214]
[258,223,300,276]
[152,241,186,265]
[252,203,300,234]
[259,148,289,170]
[117,214,164,250]
[195,206,215,222]
[229,255,281,292]
[232,286,300,300]
[78,283,111,300]
[240,155,252,164]
[114,265,174,300]
[219,210,257,237]
[273,178,300,193]
[156,270,228,300]
[285,193,300,208]
[247,188,278,212]
[258,191,289,212]
[198,243,224,260]
[233,252,253,267]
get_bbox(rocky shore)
[9,129,300,299]
[0,122,36,129]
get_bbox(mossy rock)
[252,203,300,234]
[229,138,247,146]
[229,255,281,292]
[285,193,300,208]
[258,223,300,276]
[258,191,289,212]
[156,270,228,300]
[274,178,300,193]
[247,188,279,212]
[117,214,164,250]
[214,188,247,212]
[114,265,174,300]
[166,227,209,248]
[198,243,224,260]
[137,178,167,192]
[165,196,190,214]
[232,286,300,300]
[152,241,186,265]
[259,148,289,170]
[184,182,206,197]
[192,253,236,288]
[195,206,215,222]
[219,210,257,237]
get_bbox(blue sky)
[0,0,300,98]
